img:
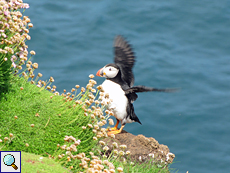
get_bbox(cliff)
[102,130,175,164]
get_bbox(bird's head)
[96,63,120,79]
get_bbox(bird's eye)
[109,68,111,71]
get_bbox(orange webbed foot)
[107,125,125,136]
[107,129,122,136]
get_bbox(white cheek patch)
[104,67,119,78]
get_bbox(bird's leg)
[108,120,119,131]
[108,125,125,136]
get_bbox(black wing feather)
[114,35,135,87]
[125,85,178,95]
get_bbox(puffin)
[96,35,175,135]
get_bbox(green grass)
[21,152,69,173]
[0,56,12,99]
[112,159,170,173]
[0,76,97,156]
[0,75,102,172]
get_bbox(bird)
[96,35,176,135]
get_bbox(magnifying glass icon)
[3,154,18,170]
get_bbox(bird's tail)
[125,85,178,94]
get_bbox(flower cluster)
[58,136,81,158]
[0,0,32,65]
[0,0,33,95]
[55,135,125,173]
[85,154,118,173]
[58,74,117,141]
[99,141,131,164]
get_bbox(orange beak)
[96,68,102,77]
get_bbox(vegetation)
[21,151,69,173]
[0,0,172,172]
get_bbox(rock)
[102,130,175,164]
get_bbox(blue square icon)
[0,151,21,173]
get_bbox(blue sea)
[24,1,230,172]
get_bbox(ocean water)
[24,0,230,172]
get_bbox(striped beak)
[96,68,103,77]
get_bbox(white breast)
[101,80,128,121]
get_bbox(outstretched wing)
[114,35,135,87]
[124,85,178,103]
[125,85,178,95]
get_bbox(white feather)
[101,80,128,122]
